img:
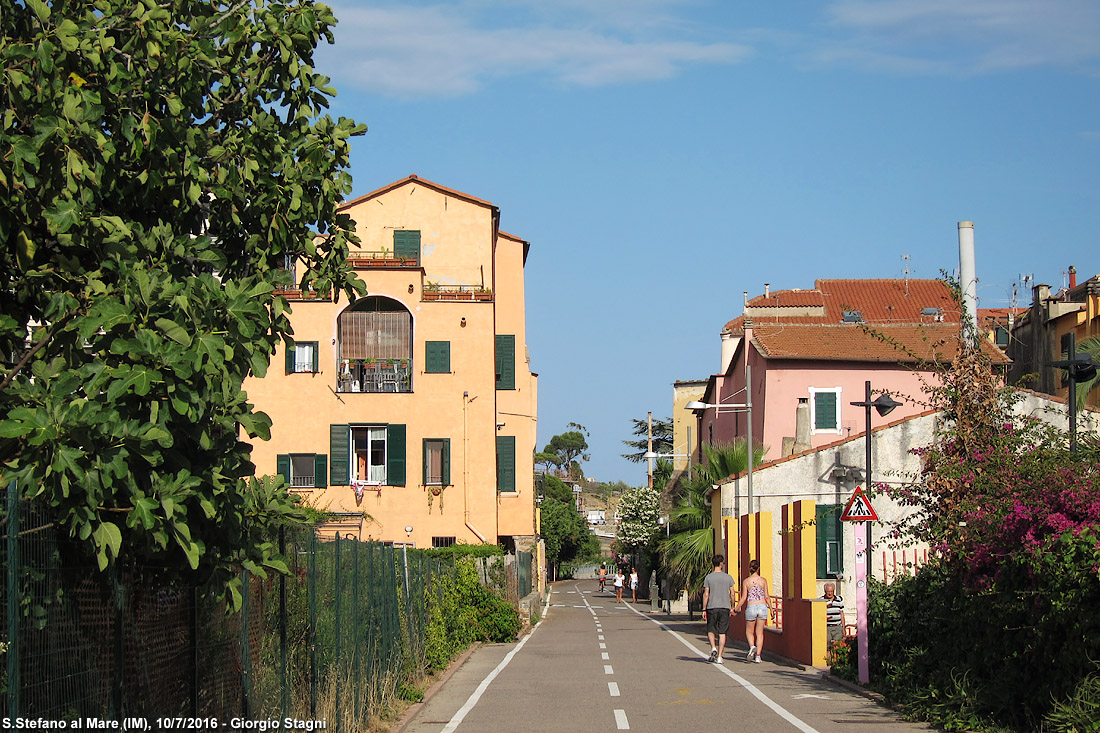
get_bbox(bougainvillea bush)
[860,340,1100,731]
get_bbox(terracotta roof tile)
[723,279,961,334]
[750,323,1010,364]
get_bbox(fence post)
[353,537,360,723]
[190,586,199,716]
[110,565,125,719]
[279,526,288,720]
[240,568,251,718]
[308,531,317,717]
[6,480,20,722]
[334,535,342,729]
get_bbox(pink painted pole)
[855,528,869,684]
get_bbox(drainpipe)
[463,392,488,543]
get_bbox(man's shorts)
[706,607,731,636]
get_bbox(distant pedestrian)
[629,567,639,603]
[702,555,736,664]
[598,564,608,592]
[822,583,845,652]
[734,558,772,663]
[613,568,624,603]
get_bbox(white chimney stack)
[958,221,978,346]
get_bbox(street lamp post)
[1052,333,1099,454]
[685,363,754,512]
[849,380,902,685]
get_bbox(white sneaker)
[708,648,718,663]
[746,646,757,662]
[755,655,762,663]
[715,657,724,665]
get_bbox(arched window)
[337,297,413,393]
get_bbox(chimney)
[1069,265,1077,289]
[764,283,770,298]
[958,221,978,347]
[744,291,749,308]
[794,398,811,453]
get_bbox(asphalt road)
[400,580,933,733]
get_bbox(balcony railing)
[422,285,493,302]
[337,359,412,393]
[347,251,420,268]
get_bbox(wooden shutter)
[495,335,515,390]
[313,454,327,488]
[277,454,291,483]
[310,342,319,372]
[816,504,842,577]
[496,436,516,492]
[393,230,421,261]
[441,439,450,486]
[425,341,450,373]
[387,423,406,486]
[284,340,295,374]
[329,425,350,485]
[814,391,837,430]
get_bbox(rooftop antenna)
[902,254,910,296]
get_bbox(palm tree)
[659,439,766,594]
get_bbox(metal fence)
[2,483,534,728]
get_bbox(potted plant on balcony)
[423,281,441,300]
[474,286,493,301]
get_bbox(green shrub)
[1045,673,1100,732]
[424,557,520,670]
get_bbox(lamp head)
[685,400,708,410]
[871,393,903,417]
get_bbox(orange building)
[244,175,538,550]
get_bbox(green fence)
[1,483,532,727]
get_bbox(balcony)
[348,250,420,269]
[422,285,493,302]
[337,358,412,393]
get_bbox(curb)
[817,670,888,704]
[391,642,482,733]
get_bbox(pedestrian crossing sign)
[840,486,879,521]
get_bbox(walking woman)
[629,567,639,603]
[734,558,772,663]
[614,568,625,603]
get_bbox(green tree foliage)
[541,474,573,504]
[661,440,763,593]
[424,557,520,670]
[541,422,590,479]
[621,415,672,462]
[540,497,598,572]
[0,0,366,606]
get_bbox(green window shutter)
[393,230,421,261]
[495,335,515,390]
[387,423,406,486]
[422,439,429,485]
[311,342,319,372]
[284,340,296,374]
[313,454,327,488]
[277,454,291,483]
[816,504,842,577]
[329,424,350,485]
[425,341,450,373]
[815,391,837,429]
[441,439,451,486]
[496,436,516,492]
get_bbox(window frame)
[423,438,451,486]
[285,340,320,374]
[816,503,843,578]
[277,453,327,489]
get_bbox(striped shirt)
[824,594,845,626]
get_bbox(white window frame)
[808,386,843,435]
[293,342,317,373]
[350,425,387,485]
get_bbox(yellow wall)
[243,177,536,548]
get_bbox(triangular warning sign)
[840,486,879,521]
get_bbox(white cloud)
[320,3,750,98]
[816,0,1100,74]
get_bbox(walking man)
[702,555,736,664]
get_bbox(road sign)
[840,486,878,521]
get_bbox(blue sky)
[314,0,1100,484]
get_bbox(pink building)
[691,279,1008,462]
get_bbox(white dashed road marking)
[614,709,629,730]
[608,682,620,697]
